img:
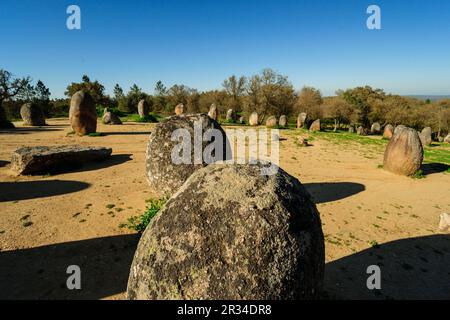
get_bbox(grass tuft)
[119,198,166,233]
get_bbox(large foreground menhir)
[127,163,325,300]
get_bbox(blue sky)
[1,0,450,98]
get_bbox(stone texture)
[279,115,287,127]
[419,127,432,146]
[238,116,245,124]
[207,104,218,121]
[138,100,149,117]
[127,163,325,300]
[383,124,394,139]
[438,213,450,232]
[297,136,309,147]
[69,91,97,136]
[11,145,112,175]
[265,116,277,128]
[249,112,258,126]
[297,113,307,128]
[348,125,356,133]
[444,134,450,143]
[357,126,369,136]
[370,122,381,134]
[226,109,236,122]
[309,119,321,132]
[146,113,228,197]
[102,108,122,125]
[20,103,46,126]
[383,126,423,176]
[175,103,185,116]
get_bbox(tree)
[295,86,323,120]
[245,69,295,121]
[34,80,51,103]
[341,86,385,128]
[223,75,246,112]
[186,89,201,113]
[167,84,190,108]
[65,75,106,104]
[323,96,354,131]
[113,84,124,102]
[0,69,33,127]
[153,81,168,112]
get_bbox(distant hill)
[405,95,450,101]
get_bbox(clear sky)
[1,0,450,98]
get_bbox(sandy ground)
[0,119,449,300]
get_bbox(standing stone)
[127,163,325,300]
[102,108,122,125]
[357,126,368,136]
[138,100,149,117]
[175,103,185,115]
[279,115,287,127]
[348,125,356,133]
[371,122,381,134]
[145,113,228,197]
[226,109,236,122]
[266,116,277,128]
[444,134,450,143]
[383,124,394,139]
[69,91,97,136]
[419,127,432,146]
[20,103,46,126]
[383,126,423,176]
[309,119,321,132]
[238,116,245,124]
[249,112,259,126]
[297,113,307,128]
[208,104,218,121]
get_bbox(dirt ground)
[1,119,449,300]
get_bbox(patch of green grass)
[411,170,425,179]
[119,198,166,233]
[126,113,159,123]
[369,240,380,248]
[87,132,104,137]
[423,148,450,165]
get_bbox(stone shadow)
[0,180,90,202]
[303,182,366,204]
[324,234,450,299]
[0,234,140,299]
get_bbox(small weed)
[20,215,30,221]
[119,198,166,233]
[411,170,425,179]
[22,221,33,227]
[369,240,380,248]
[88,132,104,137]
[106,204,115,209]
